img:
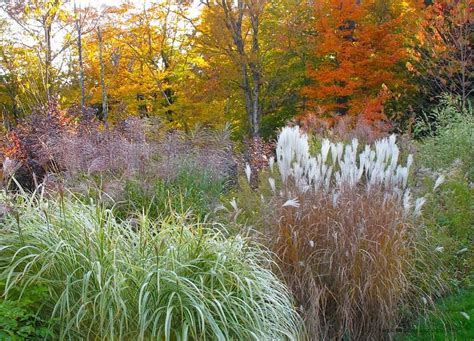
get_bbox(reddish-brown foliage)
[265,182,443,339]
[1,101,237,193]
[296,92,392,144]
[302,0,422,128]
[0,100,76,189]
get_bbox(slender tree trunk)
[44,20,52,105]
[250,71,260,137]
[220,0,263,137]
[240,65,255,132]
[11,89,18,125]
[74,1,86,115]
[249,7,262,137]
[98,25,108,126]
[5,83,19,126]
[1,107,10,131]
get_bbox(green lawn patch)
[401,288,474,340]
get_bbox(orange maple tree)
[303,0,423,127]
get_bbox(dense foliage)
[0,0,472,137]
[303,0,420,125]
[0,282,53,340]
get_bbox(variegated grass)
[0,191,303,340]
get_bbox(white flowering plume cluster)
[272,126,425,216]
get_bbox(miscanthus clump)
[240,126,444,339]
[0,192,302,340]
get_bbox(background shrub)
[1,115,237,221]
[415,95,474,180]
[0,282,53,340]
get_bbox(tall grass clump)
[415,95,474,180]
[412,97,474,288]
[0,192,302,340]
[237,126,445,339]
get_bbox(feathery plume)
[282,198,300,208]
[433,175,445,191]
[245,163,252,184]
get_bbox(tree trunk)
[11,87,19,125]
[44,20,52,105]
[98,25,108,126]
[75,1,86,115]
[240,65,254,132]
[250,72,260,137]
[249,6,262,137]
[219,0,263,137]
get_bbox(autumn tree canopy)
[303,0,424,127]
[414,0,473,111]
[0,0,470,137]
